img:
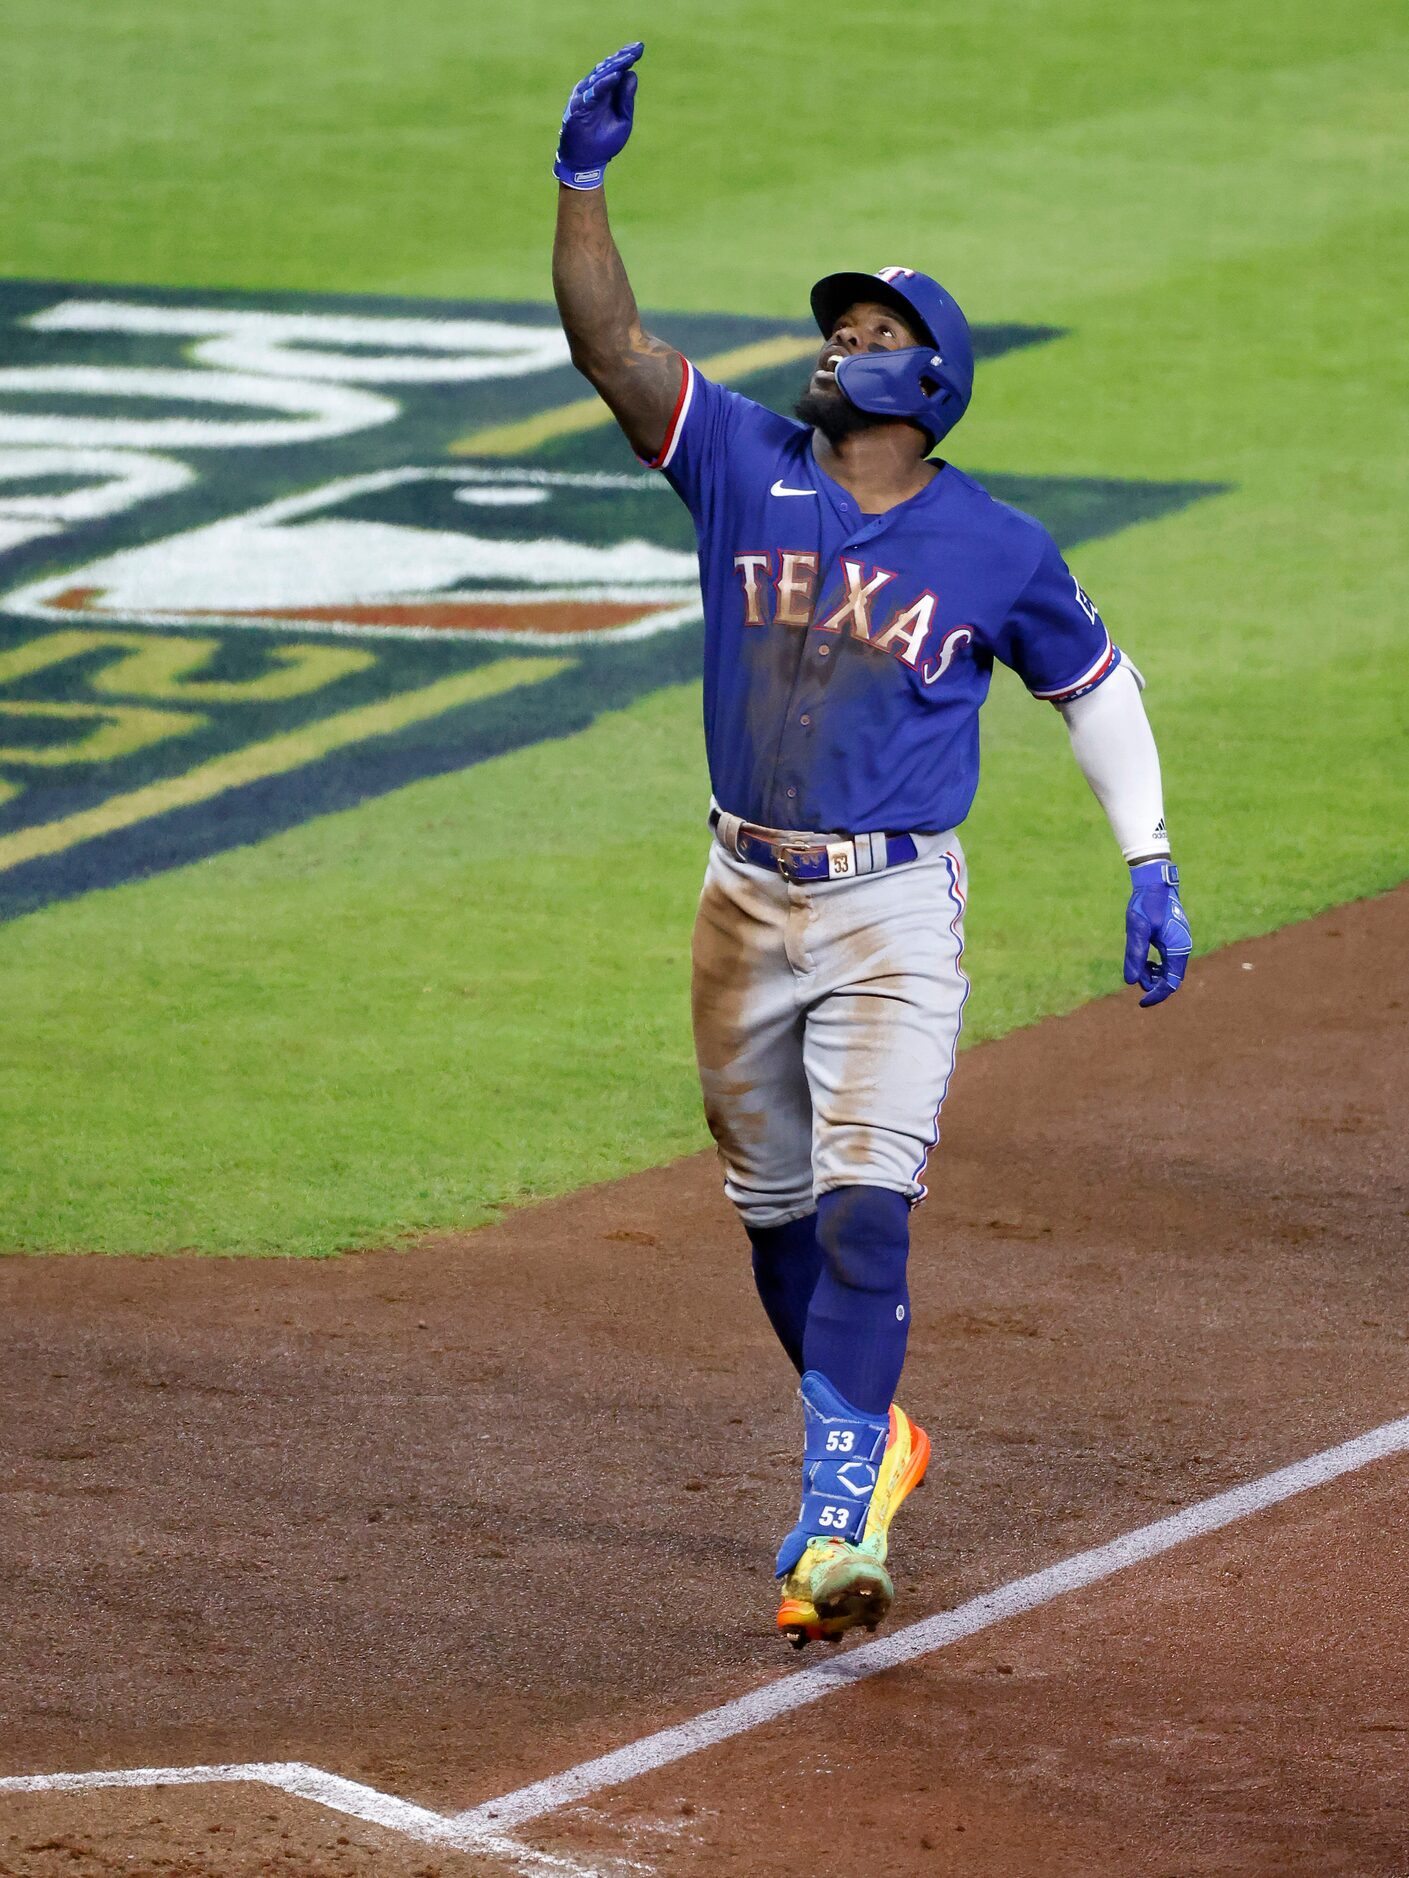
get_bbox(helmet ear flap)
[833,346,970,447]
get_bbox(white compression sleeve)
[1058,660,1171,863]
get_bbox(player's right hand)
[553,44,644,190]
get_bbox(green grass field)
[2,1,1405,1253]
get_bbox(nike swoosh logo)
[770,479,817,498]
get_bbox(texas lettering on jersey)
[650,359,1122,835]
[731,550,974,686]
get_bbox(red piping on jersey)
[641,357,695,471]
[1032,633,1118,703]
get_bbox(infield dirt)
[2,887,1406,1876]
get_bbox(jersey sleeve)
[641,358,781,523]
[989,530,1121,703]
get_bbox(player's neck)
[810,426,938,514]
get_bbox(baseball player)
[551,45,1192,1647]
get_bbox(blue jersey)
[649,359,1122,835]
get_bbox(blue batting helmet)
[809,265,974,447]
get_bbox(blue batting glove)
[1124,860,1192,1009]
[553,43,644,189]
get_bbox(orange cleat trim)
[890,1404,931,1504]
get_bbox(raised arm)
[550,45,684,461]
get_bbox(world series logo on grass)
[0,279,1219,923]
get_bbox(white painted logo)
[3,467,701,646]
[0,448,194,557]
[1,294,572,453]
[25,298,571,389]
[769,480,817,498]
[0,294,574,573]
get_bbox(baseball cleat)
[777,1536,894,1648]
[775,1391,930,1648]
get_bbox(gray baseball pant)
[691,825,969,1227]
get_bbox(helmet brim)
[809,272,939,351]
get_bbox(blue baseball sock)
[802,1185,911,1415]
[748,1212,823,1373]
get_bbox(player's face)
[808,301,921,399]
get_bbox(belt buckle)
[776,842,812,883]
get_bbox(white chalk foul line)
[3,1411,1407,1862]
[450,1409,1409,1834]
[0,1761,609,1875]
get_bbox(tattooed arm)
[552,184,684,461]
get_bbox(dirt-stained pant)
[691,827,969,1228]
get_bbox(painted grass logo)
[0,279,1218,921]
[8,467,700,643]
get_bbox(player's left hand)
[1124,860,1192,1008]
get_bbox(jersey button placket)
[769,505,832,822]
[849,514,893,551]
